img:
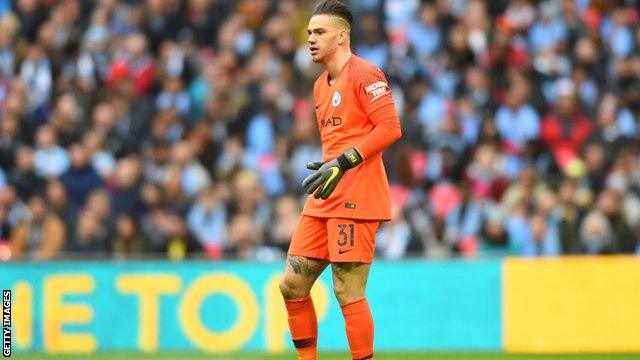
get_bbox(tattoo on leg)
[287,256,322,277]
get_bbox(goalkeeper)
[279,1,402,359]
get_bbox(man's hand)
[306,162,324,171]
[302,148,363,200]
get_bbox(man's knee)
[279,276,309,300]
[332,282,348,304]
[331,262,368,305]
[333,282,364,305]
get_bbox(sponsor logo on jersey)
[364,81,390,102]
[321,117,342,127]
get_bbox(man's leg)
[332,262,374,360]
[280,255,329,360]
[325,218,379,360]
[283,215,330,360]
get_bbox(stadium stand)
[0,0,639,261]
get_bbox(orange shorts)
[288,215,380,263]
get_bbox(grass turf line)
[8,353,640,360]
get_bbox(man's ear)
[338,29,347,45]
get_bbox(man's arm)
[352,63,402,159]
[302,65,401,200]
[354,102,402,160]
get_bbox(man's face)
[307,14,347,63]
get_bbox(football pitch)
[8,353,639,360]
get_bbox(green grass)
[8,353,640,360]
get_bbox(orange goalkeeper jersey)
[302,55,402,221]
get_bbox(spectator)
[580,189,636,254]
[84,189,114,228]
[15,0,48,42]
[502,166,547,214]
[356,12,389,70]
[0,206,11,244]
[60,143,105,207]
[66,208,110,254]
[9,146,46,201]
[33,124,69,178]
[111,156,145,216]
[91,102,138,158]
[0,185,27,229]
[46,179,77,237]
[0,12,18,95]
[19,42,51,122]
[142,1,184,55]
[408,3,441,61]
[601,7,635,59]
[480,205,508,252]
[466,142,508,202]
[112,213,143,259]
[378,204,419,259]
[141,206,190,258]
[495,83,540,155]
[557,178,584,254]
[156,76,191,118]
[170,141,211,198]
[520,210,561,257]
[75,8,110,92]
[107,33,155,98]
[187,185,227,259]
[10,194,65,260]
[417,81,448,144]
[48,94,84,147]
[225,213,282,261]
[581,143,609,195]
[143,139,172,184]
[269,195,300,253]
[0,114,24,171]
[540,81,593,172]
[82,131,117,180]
[586,93,635,158]
[528,1,567,53]
[444,181,484,254]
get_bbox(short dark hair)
[312,0,353,27]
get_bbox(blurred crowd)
[0,0,639,262]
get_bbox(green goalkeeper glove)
[302,148,363,199]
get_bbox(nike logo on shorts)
[338,248,352,254]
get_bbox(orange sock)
[341,297,374,360]
[284,295,318,360]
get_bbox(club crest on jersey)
[332,91,342,107]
